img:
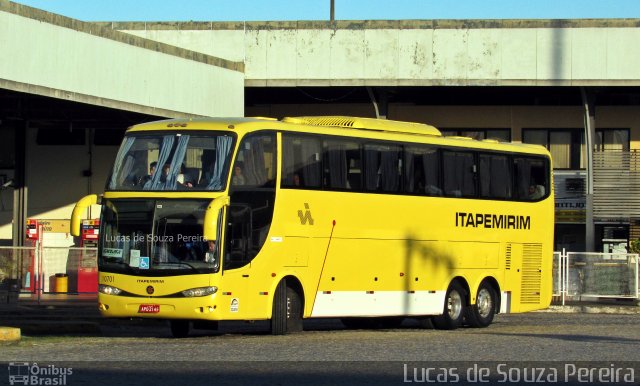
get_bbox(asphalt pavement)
[0,293,638,341]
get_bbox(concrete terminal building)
[1,0,640,251]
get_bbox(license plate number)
[138,304,160,313]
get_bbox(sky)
[10,0,640,22]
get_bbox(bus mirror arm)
[70,194,99,236]
[203,196,230,242]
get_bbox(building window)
[522,129,585,170]
[595,129,629,152]
[440,129,511,142]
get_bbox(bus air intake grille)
[286,116,356,128]
[521,243,542,304]
[282,116,441,136]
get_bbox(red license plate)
[138,304,160,313]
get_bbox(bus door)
[223,132,277,319]
[220,203,252,318]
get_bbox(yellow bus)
[70,116,554,337]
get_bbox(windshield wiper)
[175,261,199,271]
[153,262,199,271]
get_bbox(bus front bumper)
[98,293,220,320]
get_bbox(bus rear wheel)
[465,281,496,328]
[433,282,466,330]
[271,280,303,335]
[170,320,190,338]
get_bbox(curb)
[0,327,21,342]
[2,321,101,335]
[539,305,640,314]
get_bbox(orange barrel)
[54,273,68,293]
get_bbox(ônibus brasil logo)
[8,362,72,385]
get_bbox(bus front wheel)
[433,282,466,330]
[465,281,496,328]
[271,280,303,335]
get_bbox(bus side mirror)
[203,196,230,242]
[70,194,99,236]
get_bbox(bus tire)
[286,285,304,333]
[416,317,434,329]
[433,282,466,330]
[170,320,190,338]
[271,280,303,335]
[465,281,496,328]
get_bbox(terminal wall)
[0,127,117,242]
[121,21,640,86]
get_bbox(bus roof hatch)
[283,116,441,137]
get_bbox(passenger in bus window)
[425,185,443,196]
[177,165,193,188]
[293,173,302,187]
[198,152,215,187]
[528,183,545,200]
[161,164,171,183]
[232,164,246,185]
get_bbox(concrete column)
[581,87,596,252]
[12,120,26,247]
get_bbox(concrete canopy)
[0,0,245,118]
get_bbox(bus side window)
[364,144,381,191]
[479,154,512,199]
[443,151,476,197]
[233,134,276,188]
[365,143,400,193]
[324,139,360,190]
[224,204,251,269]
[347,156,362,191]
[282,134,322,189]
[514,157,548,201]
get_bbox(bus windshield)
[99,199,219,275]
[107,132,235,191]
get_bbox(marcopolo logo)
[297,203,314,225]
[8,362,72,385]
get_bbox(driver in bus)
[204,239,219,270]
[138,161,157,186]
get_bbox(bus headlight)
[181,286,218,297]
[99,284,123,296]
